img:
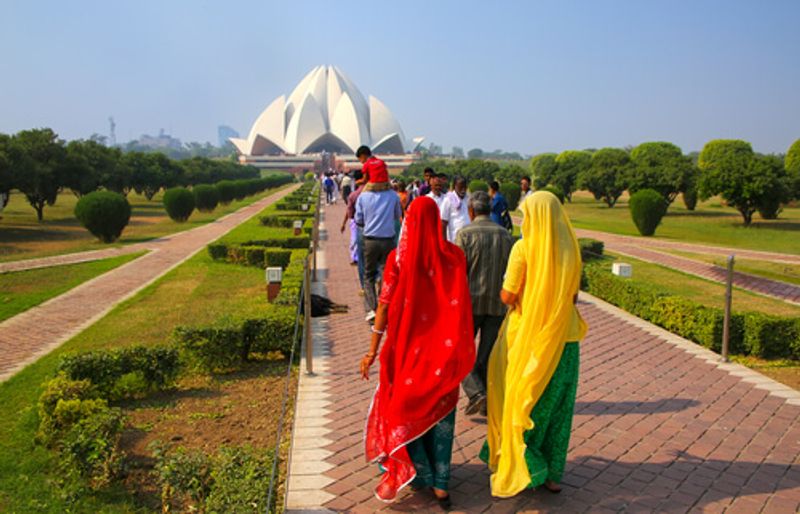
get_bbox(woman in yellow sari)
[480,191,587,497]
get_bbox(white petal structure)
[233,65,411,156]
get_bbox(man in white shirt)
[426,172,447,209]
[520,175,534,202]
[440,176,470,242]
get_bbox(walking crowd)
[328,145,587,509]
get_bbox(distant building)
[218,125,239,148]
[135,129,182,150]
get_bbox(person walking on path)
[427,173,447,210]
[361,196,475,506]
[341,171,365,279]
[355,177,402,321]
[481,191,587,498]
[418,167,435,197]
[520,176,534,201]
[440,176,471,242]
[341,171,353,201]
[489,180,512,231]
[324,174,335,204]
[455,191,513,416]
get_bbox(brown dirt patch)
[118,359,298,509]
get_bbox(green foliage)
[530,153,558,189]
[7,128,67,221]
[629,189,667,236]
[580,148,631,207]
[582,264,800,359]
[304,171,316,182]
[468,180,489,193]
[698,140,791,225]
[193,184,220,212]
[36,376,100,446]
[63,140,107,196]
[58,346,181,400]
[207,243,228,260]
[578,238,604,262]
[682,186,698,211]
[163,187,196,222]
[500,183,521,211]
[541,185,565,203]
[74,191,131,243]
[629,142,694,204]
[151,444,213,511]
[554,150,591,201]
[216,180,238,205]
[494,163,528,184]
[58,406,126,490]
[786,139,800,199]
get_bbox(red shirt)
[362,156,389,183]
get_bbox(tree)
[63,140,106,197]
[698,140,790,225]
[629,142,693,204]
[0,134,11,210]
[8,128,67,221]
[451,146,465,158]
[629,189,668,236]
[529,153,558,189]
[786,139,800,199]
[580,148,631,207]
[452,159,499,182]
[554,150,591,202]
[467,148,484,159]
[495,163,528,184]
[97,146,130,195]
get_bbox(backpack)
[500,208,513,232]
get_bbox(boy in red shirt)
[356,145,390,191]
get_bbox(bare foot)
[543,480,562,493]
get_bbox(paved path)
[285,201,800,513]
[0,185,298,383]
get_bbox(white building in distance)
[231,65,422,170]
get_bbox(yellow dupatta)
[485,191,587,497]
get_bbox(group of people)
[334,146,587,508]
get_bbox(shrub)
[241,235,311,249]
[193,184,220,212]
[742,313,799,358]
[216,180,238,205]
[233,180,249,201]
[500,183,522,211]
[163,187,196,222]
[74,191,131,243]
[304,171,316,182]
[36,376,100,446]
[578,238,604,262]
[540,185,565,204]
[682,187,698,211]
[245,306,297,356]
[468,180,489,193]
[151,443,213,511]
[205,447,273,513]
[207,243,228,260]
[629,189,667,236]
[59,406,126,489]
[58,346,181,400]
[174,318,249,372]
[274,250,309,305]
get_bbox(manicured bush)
[151,444,213,511]
[36,375,100,446]
[74,191,132,243]
[540,185,565,204]
[274,250,308,305]
[682,187,698,211]
[245,306,297,356]
[578,238,604,262]
[193,184,220,212]
[500,183,522,212]
[242,235,311,249]
[163,187,196,222]
[58,346,181,400]
[207,243,228,260]
[59,406,126,489]
[468,180,489,193]
[233,180,249,201]
[304,171,316,182]
[216,180,238,205]
[629,188,667,236]
[742,313,800,358]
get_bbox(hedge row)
[582,264,800,359]
[578,238,605,262]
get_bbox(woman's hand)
[360,353,376,380]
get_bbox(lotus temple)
[231,65,422,171]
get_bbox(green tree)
[554,150,591,202]
[529,153,558,189]
[467,148,484,159]
[495,163,528,184]
[96,146,130,195]
[629,142,693,204]
[63,140,110,197]
[8,128,67,221]
[453,159,499,182]
[0,134,12,209]
[698,140,790,225]
[786,139,800,199]
[580,148,631,207]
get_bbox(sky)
[1,0,799,155]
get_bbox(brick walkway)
[286,201,800,513]
[0,185,298,382]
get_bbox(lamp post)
[266,267,282,302]
[293,220,303,236]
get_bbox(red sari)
[364,196,475,501]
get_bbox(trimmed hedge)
[500,183,522,212]
[540,185,565,204]
[582,264,800,359]
[193,184,220,212]
[468,180,489,193]
[75,191,132,243]
[216,180,238,205]
[629,188,667,236]
[163,187,196,222]
[578,238,604,262]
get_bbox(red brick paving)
[310,201,800,513]
[0,185,298,382]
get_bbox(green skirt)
[481,342,580,488]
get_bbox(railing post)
[304,253,313,374]
[313,189,320,282]
[721,254,735,363]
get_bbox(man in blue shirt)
[355,188,402,321]
[489,181,511,230]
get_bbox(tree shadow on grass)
[0,226,84,244]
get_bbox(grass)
[730,356,800,391]
[0,252,146,322]
[603,251,800,317]
[563,191,800,255]
[661,249,800,286]
[0,203,298,512]
[0,186,287,263]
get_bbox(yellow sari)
[485,191,587,497]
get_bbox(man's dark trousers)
[462,314,504,400]
[363,237,395,312]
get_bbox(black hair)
[355,145,371,158]
[423,167,434,175]
[490,180,500,191]
[437,173,449,180]
[521,176,531,183]
[352,169,364,181]
[453,175,467,187]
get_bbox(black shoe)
[436,493,452,510]
[464,394,486,416]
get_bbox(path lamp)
[266,266,283,302]
[301,203,309,211]
[612,262,632,278]
[293,220,303,236]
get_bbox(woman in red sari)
[361,196,475,506]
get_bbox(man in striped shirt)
[455,191,514,416]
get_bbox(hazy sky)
[1,0,798,155]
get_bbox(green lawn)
[0,185,289,263]
[0,252,146,322]
[603,251,800,317]
[661,249,800,286]
[564,191,800,255]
